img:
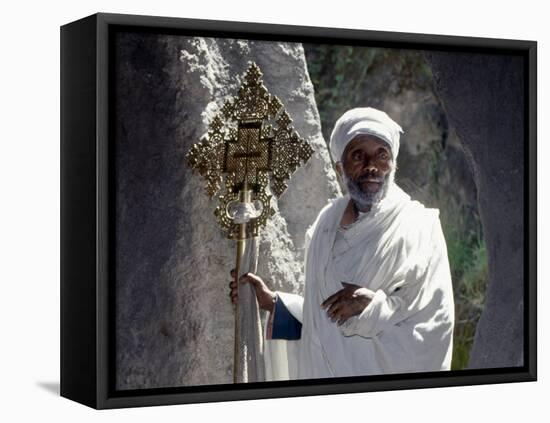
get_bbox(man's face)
[337,135,394,209]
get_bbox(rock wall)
[425,51,525,368]
[114,31,340,389]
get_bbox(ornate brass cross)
[186,62,313,382]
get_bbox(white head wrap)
[329,107,403,163]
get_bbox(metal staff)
[186,62,313,382]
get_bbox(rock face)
[114,31,340,389]
[425,52,525,368]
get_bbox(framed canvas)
[60,12,537,409]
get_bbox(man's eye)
[352,152,362,160]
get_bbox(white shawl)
[264,183,455,380]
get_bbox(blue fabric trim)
[272,296,302,340]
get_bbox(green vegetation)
[304,44,434,143]
[434,181,488,370]
[425,132,488,370]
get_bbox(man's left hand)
[321,282,374,326]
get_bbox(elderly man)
[230,107,455,380]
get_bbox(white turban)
[329,107,403,163]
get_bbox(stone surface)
[114,31,340,389]
[425,51,525,368]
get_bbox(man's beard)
[343,171,393,212]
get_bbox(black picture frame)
[60,12,537,409]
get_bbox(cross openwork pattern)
[186,62,314,239]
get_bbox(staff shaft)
[233,186,250,383]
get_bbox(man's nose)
[361,157,377,173]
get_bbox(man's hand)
[229,269,276,313]
[321,282,374,326]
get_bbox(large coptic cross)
[186,62,313,382]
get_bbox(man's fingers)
[335,306,353,325]
[327,300,351,321]
[229,277,239,304]
[323,283,360,309]
[327,300,345,319]
[323,283,364,326]
[337,315,349,326]
[331,307,347,322]
[239,273,262,288]
[322,289,345,308]
[326,301,353,324]
[238,274,251,285]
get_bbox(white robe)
[264,183,455,380]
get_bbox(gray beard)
[343,171,393,212]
